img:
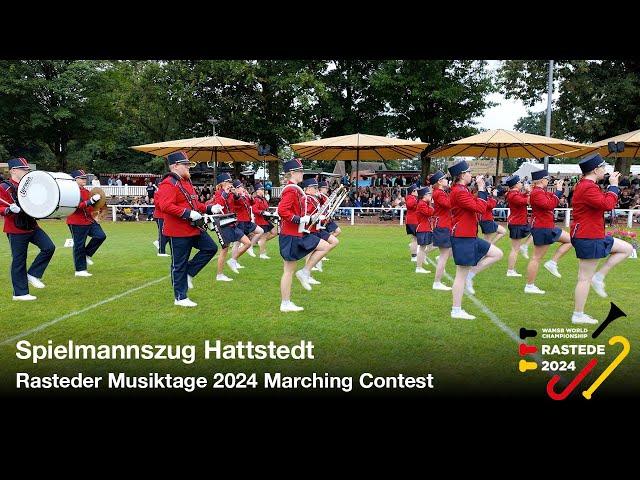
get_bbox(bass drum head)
[17,171,62,219]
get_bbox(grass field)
[0,220,638,399]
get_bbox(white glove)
[210,204,224,214]
[91,194,101,203]
[299,215,310,224]
[189,210,203,221]
[9,203,21,213]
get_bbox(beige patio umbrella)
[556,129,640,158]
[290,133,428,185]
[131,135,279,181]
[427,129,590,176]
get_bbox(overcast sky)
[474,60,551,131]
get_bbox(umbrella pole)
[356,149,360,190]
[495,146,501,179]
[214,150,217,183]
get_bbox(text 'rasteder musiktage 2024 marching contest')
[13,339,436,393]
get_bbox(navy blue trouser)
[68,223,107,271]
[7,229,56,296]
[169,231,218,300]
[155,218,169,254]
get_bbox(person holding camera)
[569,154,633,324]
[0,158,56,301]
[524,170,573,295]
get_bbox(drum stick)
[0,198,12,207]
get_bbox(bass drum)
[17,171,81,219]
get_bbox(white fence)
[84,186,148,197]
[101,205,640,228]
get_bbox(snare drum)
[17,171,81,219]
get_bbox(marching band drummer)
[405,184,419,263]
[430,171,453,291]
[208,173,250,281]
[318,180,342,238]
[570,153,633,324]
[0,158,56,301]
[66,169,107,277]
[505,175,532,277]
[524,169,573,295]
[448,161,503,320]
[231,180,263,259]
[414,186,434,275]
[303,178,338,277]
[155,151,220,307]
[277,159,331,312]
[251,182,277,259]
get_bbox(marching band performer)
[0,158,56,301]
[152,191,170,257]
[303,178,338,278]
[505,175,532,277]
[231,179,263,259]
[155,151,219,307]
[208,173,250,281]
[570,154,633,324]
[318,180,342,238]
[405,184,419,262]
[479,187,506,245]
[251,182,277,259]
[66,169,107,277]
[449,161,503,320]
[415,186,434,274]
[524,169,573,294]
[430,171,453,291]
[277,159,331,312]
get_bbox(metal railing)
[84,185,148,197]
[86,204,640,229]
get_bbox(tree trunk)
[614,157,631,176]
[421,156,431,182]
[269,160,280,186]
[345,161,352,176]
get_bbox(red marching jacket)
[251,196,270,226]
[0,179,38,234]
[570,178,620,239]
[156,173,207,237]
[277,181,306,237]
[416,199,435,232]
[305,195,321,233]
[432,188,452,230]
[66,188,96,226]
[232,193,253,222]
[450,183,487,238]
[207,188,235,216]
[405,194,418,225]
[153,196,164,220]
[530,186,561,229]
[481,196,497,222]
[506,189,529,225]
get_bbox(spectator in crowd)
[146,180,158,200]
[115,177,123,186]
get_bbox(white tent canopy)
[512,161,543,180]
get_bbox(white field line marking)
[426,257,547,368]
[0,276,169,346]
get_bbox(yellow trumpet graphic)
[582,336,630,400]
[518,359,537,372]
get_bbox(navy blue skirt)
[432,227,451,248]
[479,220,498,234]
[508,224,531,239]
[237,221,257,235]
[221,225,245,245]
[405,224,417,235]
[279,234,321,261]
[325,221,339,233]
[260,223,274,234]
[451,236,491,266]
[417,231,433,246]
[532,227,562,246]
[313,229,331,241]
[572,236,614,259]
